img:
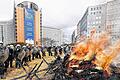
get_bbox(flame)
[69,42,89,61]
[69,31,120,74]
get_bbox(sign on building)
[24,8,34,44]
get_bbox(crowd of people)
[0,43,71,79]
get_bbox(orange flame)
[69,31,120,74]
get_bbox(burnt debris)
[45,55,120,80]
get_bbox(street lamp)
[0,25,4,45]
[1,25,4,43]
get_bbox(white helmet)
[10,45,14,49]
[7,45,10,48]
[16,44,21,48]
[22,45,26,48]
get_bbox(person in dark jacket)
[28,46,32,61]
[41,47,46,57]
[0,63,5,79]
[14,45,22,68]
[54,47,58,56]
[8,45,14,68]
[0,46,9,79]
[59,47,63,55]
[63,46,67,54]
[47,47,52,56]
[36,46,41,59]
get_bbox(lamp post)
[0,25,4,45]
[1,25,3,43]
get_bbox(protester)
[54,46,58,56]
[35,46,41,59]
[59,47,63,55]
[41,47,46,57]
[47,47,52,56]
[32,46,38,60]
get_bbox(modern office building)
[72,29,77,43]
[87,4,107,38]
[77,3,107,42]
[77,9,88,42]
[106,0,120,44]
[15,1,42,46]
[42,26,63,47]
[105,0,120,65]
[77,0,120,44]
[0,20,15,45]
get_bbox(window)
[97,7,99,10]
[99,17,101,19]
[100,7,101,9]
[94,8,95,10]
[93,22,95,24]
[96,16,101,19]
[99,11,101,14]
[94,12,95,15]
[91,8,93,11]
[96,17,98,19]
[99,26,101,28]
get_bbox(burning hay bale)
[46,32,120,80]
[67,60,109,80]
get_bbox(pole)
[1,25,4,45]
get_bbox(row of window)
[87,34,101,38]
[91,7,102,11]
[87,26,101,33]
[91,11,101,15]
[87,30,101,34]
[112,36,120,39]
[88,21,101,25]
[87,26,101,29]
[112,32,120,34]
[96,16,101,19]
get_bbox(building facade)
[0,20,15,45]
[42,26,63,47]
[77,0,120,44]
[77,3,107,42]
[72,29,77,43]
[106,0,120,44]
[15,1,42,46]
[87,4,106,38]
[77,9,88,42]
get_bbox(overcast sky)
[0,0,111,42]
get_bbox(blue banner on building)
[24,8,34,44]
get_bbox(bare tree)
[42,38,56,47]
